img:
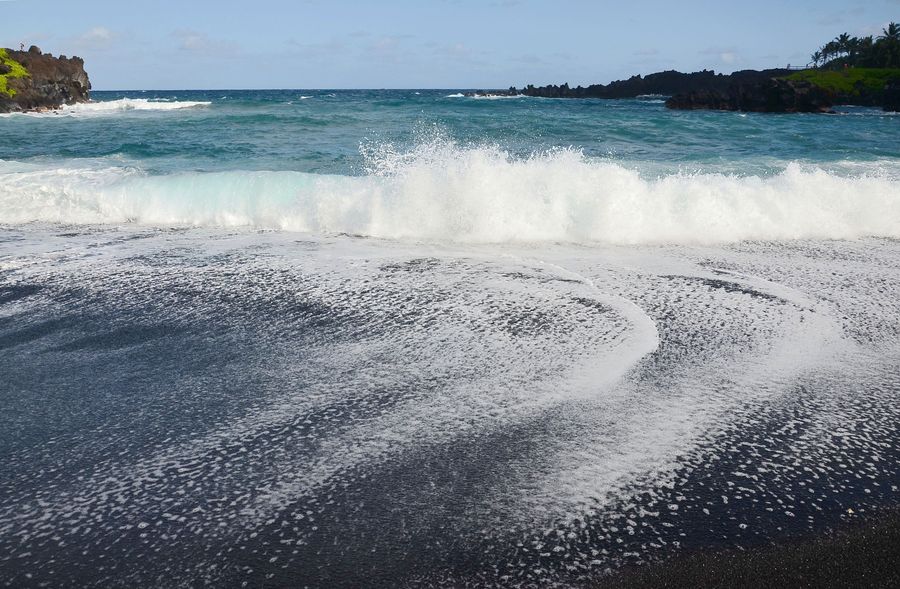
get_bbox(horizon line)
[91,87,515,92]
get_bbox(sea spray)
[2,143,898,243]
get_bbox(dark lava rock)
[885,79,900,112]
[0,47,91,113]
[666,78,832,113]
[464,86,520,98]
[519,69,796,99]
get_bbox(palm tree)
[836,33,852,56]
[879,22,899,41]
[848,36,862,60]
[853,35,875,67]
[811,50,822,67]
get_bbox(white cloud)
[83,27,113,42]
[74,26,117,50]
[172,30,239,55]
[700,46,741,67]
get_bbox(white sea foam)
[445,93,465,98]
[0,98,212,117]
[471,94,528,100]
[1,144,898,244]
[64,98,212,113]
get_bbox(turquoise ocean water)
[4,90,900,173]
[1,91,899,587]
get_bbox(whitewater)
[2,147,900,243]
[1,90,899,588]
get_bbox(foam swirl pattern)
[1,227,899,587]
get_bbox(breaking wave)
[1,143,898,244]
[65,98,211,112]
[0,98,211,117]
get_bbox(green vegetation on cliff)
[785,26,900,105]
[0,49,30,98]
[786,68,900,98]
[810,23,900,69]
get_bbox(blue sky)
[2,0,898,89]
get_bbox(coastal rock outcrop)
[0,46,90,113]
[666,78,833,113]
[885,80,900,112]
[465,87,519,98]
[518,69,795,100]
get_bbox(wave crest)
[1,144,899,244]
[64,98,212,113]
[0,98,211,117]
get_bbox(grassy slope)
[0,49,30,98]
[786,68,900,97]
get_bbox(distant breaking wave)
[1,143,898,244]
[471,94,527,100]
[0,98,211,117]
[444,93,528,100]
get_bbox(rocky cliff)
[518,69,796,99]
[0,46,90,113]
[512,68,900,112]
[665,78,833,113]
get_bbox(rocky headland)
[665,77,833,113]
[515,69,839,113]
[467,69,837,113]
[476,66,900,113]
[0,46,91,113]
[518,68,796,100]
[486,23,900,114]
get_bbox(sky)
[2,0,899,89]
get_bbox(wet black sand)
[602,506,900,588]
[2,229,900,587]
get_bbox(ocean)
[1,90,899,587]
